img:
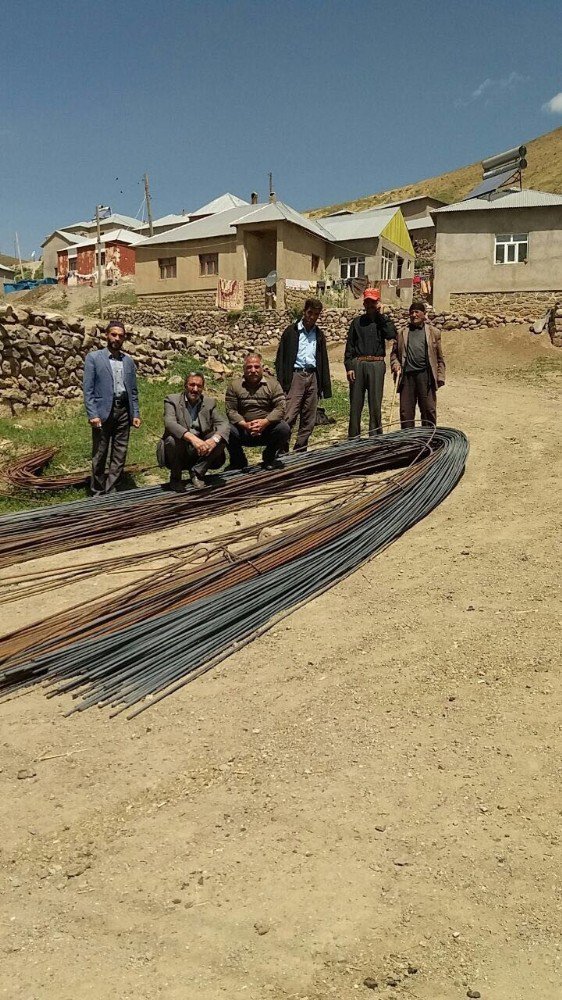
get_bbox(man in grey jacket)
[82,320,141,496]
[157,372,229,490]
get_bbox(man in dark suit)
[157,372,229,490]
[275,297,332,452]
[82,320,141,496]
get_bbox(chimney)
[251,191,258,204]
[269,191,277,203]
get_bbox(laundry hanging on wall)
[216,279,244,310]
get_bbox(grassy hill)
[308,126,562,217]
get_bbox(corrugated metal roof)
[234,202,332,239]
[433,188,562,213]
[320,208,398,241]
[407,216,435,230]
[190,193,249,216]
[62,229,144,251]
[41,229,83,246]
[137,202,331,247]
[74,213,144,230]
[137,205,260,246]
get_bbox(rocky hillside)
[308,126,562,216]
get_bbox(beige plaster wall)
[276,222,326,280]
[135,236,242,296]
[433,205,562,310]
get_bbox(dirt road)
[1,329,560,1000]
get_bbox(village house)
[325,195,446,245]
[42,213,143,278]
[0,262,16,287]
[432,188,562,313]
[56,229,143,285]
[135,197,415,311]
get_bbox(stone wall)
[548,303,562,348]
[450,290,562,319]
[137,288,217,310]
[1,298,558,416]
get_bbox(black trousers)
[91,399,131,494]
[162,434,226,481]
[348,360,386,437]
[399,371,437,429]
[227,420,291,468]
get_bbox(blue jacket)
[83,347,140,423]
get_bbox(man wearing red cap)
[344,288,397,436]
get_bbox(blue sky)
[1,0,561,256]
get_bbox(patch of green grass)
[499,353,562,385]
[82,286,138,317]
[0,353,219,514]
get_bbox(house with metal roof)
[432,188,562,313]
[57,229,143,285]
[135,197,415,310]
[42,214,144,279]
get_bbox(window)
[311,254,320,274]
[494,233,528,264]
[159,257,177,279]
[340,255,365,280]
[199,253,218,275]
[381,247,394,280]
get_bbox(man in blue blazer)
[82,320,141,495]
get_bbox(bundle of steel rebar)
[0,431,428,569]
[2,446,147,492]
[0,428,468,718]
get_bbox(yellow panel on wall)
[380,210,414,256]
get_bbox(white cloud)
[543,92,562,114]
[456,71,526,108]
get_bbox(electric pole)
[144,174,154,237]
[96,205,103,320]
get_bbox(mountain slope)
[308,126,562,217]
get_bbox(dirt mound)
[441,324,558,376]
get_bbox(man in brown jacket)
[390,301,445,428]
[225,353,290,470]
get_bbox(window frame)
[199,252,219,276]
[494,233,528,265]
[159,256,177,279]
[381,247,395,280]
[311,253,320,274]
[339,255,365,280]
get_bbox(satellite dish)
[265,270,278,288]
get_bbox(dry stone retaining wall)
[450,290,562,319]
[0,299,558,416]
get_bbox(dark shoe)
[168,478,184,492]
[190,470,207,490]
[262,458,284,471]
[224,463,249,473]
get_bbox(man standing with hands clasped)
[82,320,141,496]
[275,297,332,452]
[390,300,446,428]
[344,287,397,437]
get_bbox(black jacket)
[344,312,397,371]
[275,323,332,399]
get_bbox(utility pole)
[96,205,103,320]
[14,233,24,280]
[144,173,154,237]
